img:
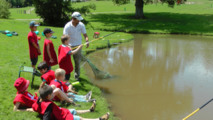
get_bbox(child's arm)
[32,42,41,53]
[46,43,54,63]
[43,104,52,120]
[71,45,83,55]
[13,102,34,112]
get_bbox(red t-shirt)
[50,80,69,93]
[27,31,40,59]
[58,45,73,74]
[43,39,58,66]
[13,91,38,108]
[41,70,55,85]
[32,100,73,120]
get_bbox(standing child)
[43,28,58,69]
[32,85,110,120]
[13,77,38,112]
[58,35,83,81]
[27,21,41,69]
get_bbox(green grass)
[0,19,132,119]
[73,0,213,35]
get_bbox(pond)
[84,34,213,120]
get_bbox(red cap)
[14,77,30,92]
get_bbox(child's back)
[43,38,58,66]
[41,70,55,85]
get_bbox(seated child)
[13,77,38,112]
[43,28,58,70]
[37,61,55,86]
[50,68,94,102]
[32,85,110,120]
[37,61,76,104]
[58,35,83,81]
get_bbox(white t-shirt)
[63,21,86,46]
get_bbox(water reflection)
[85,34,213,120]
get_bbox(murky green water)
[85,34,213,120]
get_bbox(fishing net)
[81,55,112,79]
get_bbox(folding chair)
[18,63,41,88]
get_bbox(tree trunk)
[135,0,145,19]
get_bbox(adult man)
[63,12,89,81]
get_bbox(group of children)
[12,21,110,120]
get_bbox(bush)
[0,0,11,19]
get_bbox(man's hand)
[86,41,89,48]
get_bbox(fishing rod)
[182,98,213,120]
[72,21,146,50]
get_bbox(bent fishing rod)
[182,98,213,120]
[72,21,146,49]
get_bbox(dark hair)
[37,61,49,70]
[61,35,69,43]
[39,85,53,99]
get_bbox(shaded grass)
[0,19,132,119]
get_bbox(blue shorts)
[69,109,80,120]
[30,57,38,65]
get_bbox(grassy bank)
[73,0,213,35]
[0,18,132,119]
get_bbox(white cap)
[71,12,83,21]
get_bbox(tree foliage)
[0,0,11,19]
[33,0,95,27]
[6,0,33,7]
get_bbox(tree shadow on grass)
[88,12,213,34]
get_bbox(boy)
[50,68,94,102]
[28,21,41,69]
[43,28,58,69]
[32,85,110,120]
[37,61,76,104]
[13,77,37,112]
[58,35,83,81]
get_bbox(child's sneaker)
[86,91,92,100]
[90,100,96,112]
[99,112,110,120]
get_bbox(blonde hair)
[61,35,70,43]
[55,68,66,77]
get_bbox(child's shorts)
[30,57,38,65]
[69,109,80,120]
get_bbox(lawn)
[0,19,132,120]
[73,0,213,35]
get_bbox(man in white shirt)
[63,12,89,81]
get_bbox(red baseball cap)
[14,77,30,92]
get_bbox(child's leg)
[52,87,73,103]
[65,73,71,81]
[31,57,38,69]
[76,112,110,120]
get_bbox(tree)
[112,0,186,19]
[33,0,95,27]
[0,0,11,19]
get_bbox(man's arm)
[83,33,89,48]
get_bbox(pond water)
[84,34,213,120]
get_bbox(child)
[27,21,41,69]
[58,35,83,81]
[37,61,76,105]
[13,77,38,112]
[37,61,55,86]
[43,28,58,69]
[50,68,94,102]
[32,85,110,120]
